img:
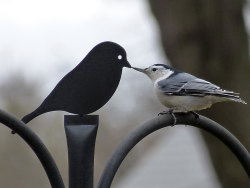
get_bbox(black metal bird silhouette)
[21,41,131,124]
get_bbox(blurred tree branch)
[149,0,250,187]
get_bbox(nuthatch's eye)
[152,68,157,72]
[118,55,123,60]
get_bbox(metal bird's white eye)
[118,55,123,60]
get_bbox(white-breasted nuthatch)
[133,64,246,120]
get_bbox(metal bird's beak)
[124,60,131,68]
[132,67,147,73]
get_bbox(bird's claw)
[170,113,177,126]
[158,109,177,126]
[158,111,168,116]
[190,111,199,119]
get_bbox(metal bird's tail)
[11,110,39,134]
[21,109,42,124]
[11,108,45,134]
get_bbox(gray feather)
[158,73,246,104]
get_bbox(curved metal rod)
[98,113,250,188]
[0,109,65,188]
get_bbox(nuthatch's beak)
[132,67,147,73]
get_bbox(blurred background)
[0,0,249,187]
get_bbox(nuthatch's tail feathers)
[224,95,247,104]
[216,91,247,104]
[186,89,246,104]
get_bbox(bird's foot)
[190,111,199,119]
[158,110,168,116]
[158,109,177,126]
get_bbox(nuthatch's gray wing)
[157,72,196,94]
[158,74,245,103]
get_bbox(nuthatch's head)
[132,64,175,82]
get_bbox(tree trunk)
[149,0,250,187]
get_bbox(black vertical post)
[64,115,98,188]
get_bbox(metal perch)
[0,109,65,188]
[0,109,249,188]
[98,113,250,188]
